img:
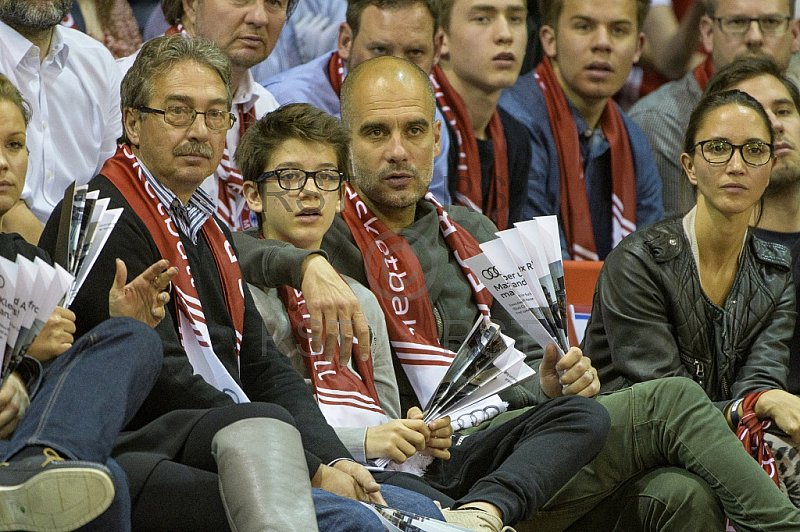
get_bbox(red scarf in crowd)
[327,51,346,97]
[101,145,249,402]
[535,57,637,261]
[341,184,492,406]
[164,23,185,36]
[431,65,510,230]
[216,104,256,231]
[278,284,388,427]
[693,56,715,91]
[723,391,779,531]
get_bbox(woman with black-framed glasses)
[584,89,800,493]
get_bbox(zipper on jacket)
[693,360,705,388]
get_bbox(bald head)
[340,56,436,127]
[341,55,442,229]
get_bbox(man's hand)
[311,461,386,505]
[0,373,29,439]
[539,344,600,398]
[300,255,370,364]
[755,390,800,444]
[26,307,76,361]
[408,406,452,460]
[108,258,178,328]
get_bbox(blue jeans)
[0,317,162,532]
[313,485,444,531]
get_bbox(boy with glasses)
[235,100,610,532]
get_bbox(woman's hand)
[754,389,800,444]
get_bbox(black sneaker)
[0,448,115,532]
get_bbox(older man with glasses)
[40,35,444,532]
[629,0,800,217]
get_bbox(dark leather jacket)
[585,217,795,408]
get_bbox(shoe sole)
[0,466,114,532]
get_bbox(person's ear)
[680,152,698,186]
[699,15,714,55]
[434,28,446,64]
[540,24,557,59]
[632,31,645,64]
[182,0,198,29]
[243,180,264,213]
[433,118,442,158]
[338,22,353,61]
[123,107,142,147]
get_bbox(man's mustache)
[173,142,214,158]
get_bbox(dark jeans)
[0,317,162,532]
[421,395,610,525]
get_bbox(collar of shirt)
[136,155,216,244]
[0,20,69,70]
[569,102,609,161]
[233,70,260,112]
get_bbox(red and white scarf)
[535,57,637,261]
[217,104,256,231]
[326,51,346,97]
[341,184,492,406]
[101,145,249,403]
[278,284,388,427]
[724,391,779,531]
[431,65,510,230]
[164,23,186,36]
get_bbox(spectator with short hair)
[500,0,664,261]
[431,0,531,229]
[118,0,290,231]
[262,0,454,204]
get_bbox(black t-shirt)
[447,107,532,226]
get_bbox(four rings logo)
[481,267,501,280]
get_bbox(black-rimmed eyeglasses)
[713,15,792,36]
[691,139,773,166]
[138,106,236,131]
[255,168,346,191]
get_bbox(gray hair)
[119,35,232,144]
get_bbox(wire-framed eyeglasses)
[691,139,774,166]
[138,106,236,131]
[255,168,346,191]
[713,15,792,36]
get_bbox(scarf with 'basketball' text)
[341,184,491,406]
